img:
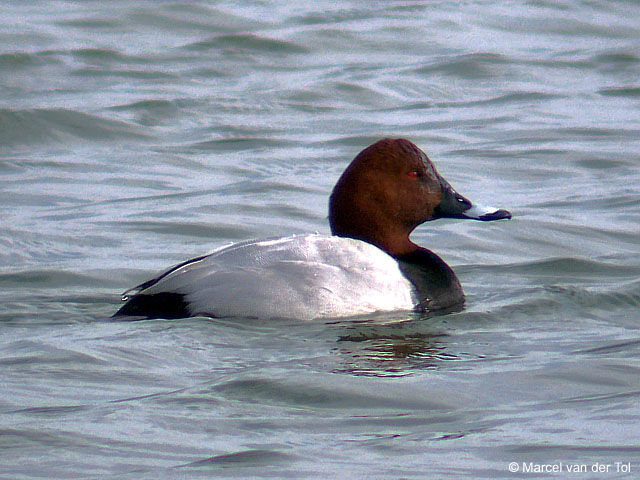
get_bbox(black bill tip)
[462,204,512,221]
[476,208,512,221]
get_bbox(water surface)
[1,1,639,478]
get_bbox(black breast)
[395,248,464,311]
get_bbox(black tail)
[113,293,191,320]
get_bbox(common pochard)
[115,138,510,320]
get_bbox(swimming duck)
[114,138,510,320]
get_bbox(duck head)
[329,138,511,256]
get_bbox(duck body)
[116,234,444,320]
[115,138,510,320]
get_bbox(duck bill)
[433,179,512,221]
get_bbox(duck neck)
[373,235,419,258]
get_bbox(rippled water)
[1,1,640,478]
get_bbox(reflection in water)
[331,316,464,377]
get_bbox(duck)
[114,138,511,320]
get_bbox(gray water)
[1,1,640,478]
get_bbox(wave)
[0,108,150,146]
[0,269,116,289]
[481,257,640,279]
[182,33,308,54]
[0,52,53,68]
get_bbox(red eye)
[408,171,419,178]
